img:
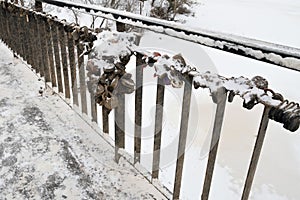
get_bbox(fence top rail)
[36,0,300,72]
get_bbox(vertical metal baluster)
[5,4,11,49]
[4,4,10,46]
[21,11,29,64]
[51,21,63,93]
[15,8,22,57]
[29,12,40,73]
[18,8,25,58]
[7,4,12,50]
[14,7,19,56]
[115,93,125,163]
[39,16,51,82]
[112,21,126,162]
[25,11,33,66]
[76,40,88,114]
[88,34,97,122]
[58,23,71,98]
[45,18,57,87]
[67,31,78,106]
[201,87,227,200]
[22,11,31,62]
[90,68,97,123]
[102,107,110,134]
[1,3,5,43]
[152,77,165,179]
[0,4,3,41]
[34,13,44,77]
[9,4,14,53]
[39,15,51,83]
[241,106,271,200]
[173,75,193,200]
[8,5,15,55]
[134,53,144,164]
[91,93,98,122]
[12,6,17,55]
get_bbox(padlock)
[104,94,119,110]
[283,114,300,132]
[119,77,135,94]
[72,29,80,41]
[252,76,268,89]
[228,91,235,103]
[276,102,297,123]
[243,98,257,110]
[272,92,284,102]
[270,100,288,121]
[122,73,132,80]
[109,76,118,88]
[99,74,107,85]
[97,84,105,94]
[281,105,299,125]
[103,66,115,73]
[268,106,277,120]
[273,108,285,123]
[193,80,201,89]
[107,73,117,81]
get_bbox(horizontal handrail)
[37,0,300,72]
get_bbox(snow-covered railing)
[34,0,300,72]
[0,1,299,200]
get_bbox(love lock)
[103,93,119,110]
[268,106,277,120]
[272,92,284,102]
[243,98,257,110]
[193,80,202,89]
[228,90,235,103]
[281,104,299,125]
[116,73,135,94]
[99,74,107,85]
[283,114,300,132]
[273,108,285,123]
[269,100,287,121]
[251,76,268,89]
[103,66,115,73]
[275,102,297,123]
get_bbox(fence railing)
[0,1,299,200]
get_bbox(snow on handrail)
[37,0,300,72]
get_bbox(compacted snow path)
[0,42,166,199]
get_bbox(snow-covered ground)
[0,42,167,200]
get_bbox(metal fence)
[0,1,299,199]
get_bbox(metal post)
[152,77,165,179]
[134,53,144,163]
[201,87,227,200]
[173,76,193,200]
[241,106,271,200]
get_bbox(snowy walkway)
[0,42,166,199]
